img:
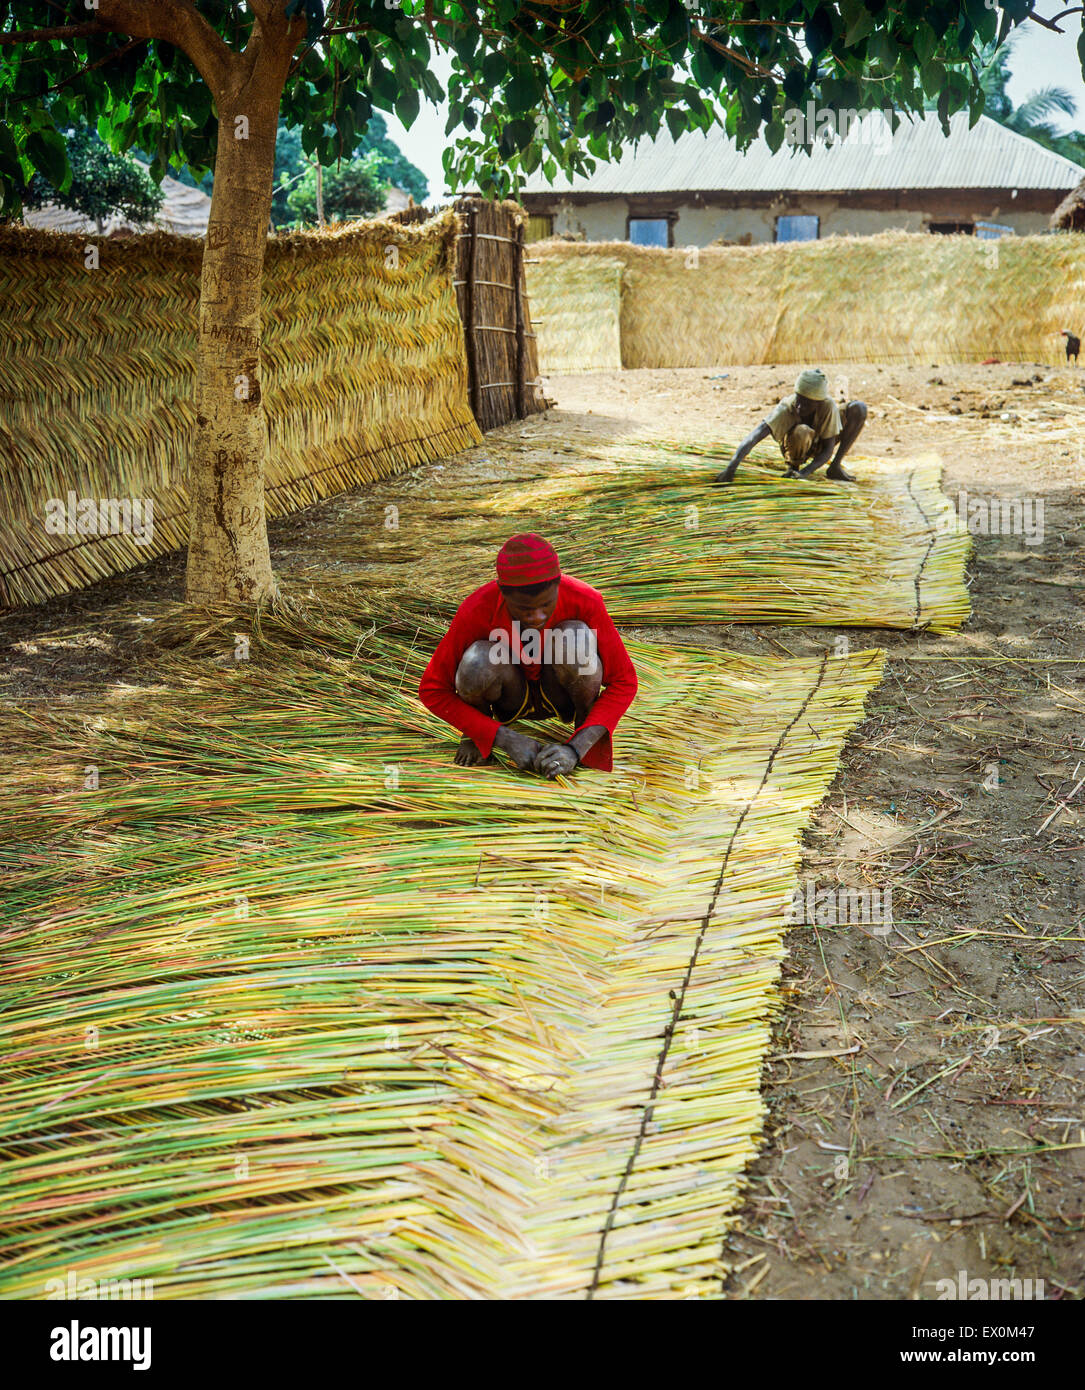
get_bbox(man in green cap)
[714,368,867,484]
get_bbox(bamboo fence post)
[465,203,483,424]
[514,221,526,419]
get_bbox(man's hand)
[535,742,579,779]
[494,725,544,771]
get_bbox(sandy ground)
[2,361,1083,1300]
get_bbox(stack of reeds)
[0,213,481,611]
[0,590,884,1298]
[301,437,972,633]
[526,231,1085,371]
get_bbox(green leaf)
[420,69,444,105]
[593,100,616,130]
[301,122,323,157]
[844,7,875,45]
[914,22,936,66]
[505,65,540,116]
[868,30,898,70]
[395,85,420,130]
[482,51,508,87]
[964,0,998,45]
[498,117,535,158]
[804,7,834,60]
[305,0,325,44]
[453,28,479,65]
[661,2,689,57]
[0,122,20,180]
[937,86,951,134]
[26,127,69,192]
[368,59,399,109]
[782,67,806,103]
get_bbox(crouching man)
[714,367,867,484]
[418,533,638,778]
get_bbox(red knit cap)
[495,533,561,587]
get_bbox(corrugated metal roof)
[25,175,211,237]
[520,112,1084,197]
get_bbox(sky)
[382,16,1085,201]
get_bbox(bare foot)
[826,464,856,482]
[454,737,494,767]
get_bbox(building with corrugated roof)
[519,111,1084,246]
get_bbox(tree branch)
[0,23,103,44]
[92,0,236,97]
[1026,7,1084,30]
[692,28,772,79]
[47,37,148,95]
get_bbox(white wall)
[552,199,627,240]
[554,197,1057,246]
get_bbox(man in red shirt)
[418,534,638,778]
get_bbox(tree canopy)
[286,145,387,222]
[269,113,427,228]
[21,122,164,229]
[1,2,1071,215]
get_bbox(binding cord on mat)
[586,652,832,1298]
[905,468,939,630]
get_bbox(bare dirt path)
[2,362,1082,1300]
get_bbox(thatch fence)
[389,197,547,429]
[0,211,481,609]
[527,231,1085,371]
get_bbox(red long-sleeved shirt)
[418,575,638,771]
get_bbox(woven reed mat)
[0,596,883,1299]
[293,436,971,634]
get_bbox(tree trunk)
[185,34,296,606]
[315,158,325,227]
